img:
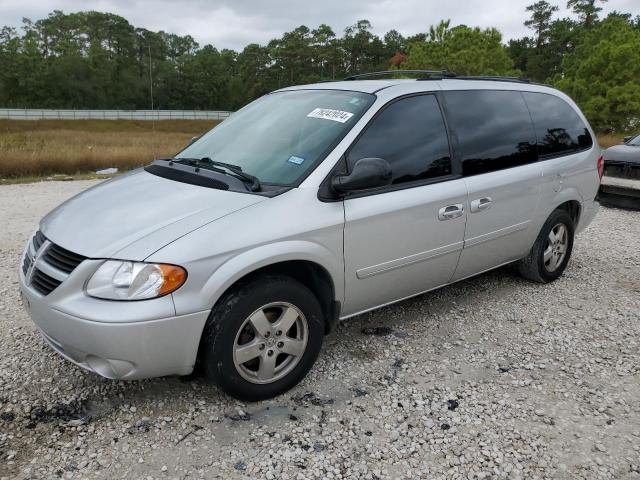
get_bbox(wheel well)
[224,261,338,334]
[556,200,581,227]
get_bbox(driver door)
[341,94,467,317]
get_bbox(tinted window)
[347,95,451,185]
[523,92,593,158]
[444,90,537,176]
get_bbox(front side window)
[346,95,452,185]
[443,90,538,176]
[630,135,640,146]
[179,90,374,185]
[523,92,593,158]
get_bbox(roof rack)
[344,70,456,81]
[343,71,535,85]
[445,75,531,84]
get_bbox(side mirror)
[188,135,200,146]
[331,157,392,194]
[623,135,633,143]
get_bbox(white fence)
[0,109,232,120]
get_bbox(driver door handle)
[470,197,492,213]
[438,204,464,221]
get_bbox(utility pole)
[148,45,154,111]
[148,44,156,160]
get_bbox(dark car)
[604,134,640,177]
[599,133,640,209]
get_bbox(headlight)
[86,261,187,300]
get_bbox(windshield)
[629,134,640,146]
[178,90,374,186]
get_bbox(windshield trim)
[177,89,377,189]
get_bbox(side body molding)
[356,241,463,279]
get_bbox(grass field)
[0,119,219,179]
[0,119,629,181]
[596,133,628,148]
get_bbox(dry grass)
[0,119,628,180]
[0,119,219,178]
[597,133,627,148]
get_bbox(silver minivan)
[19,72,601,400]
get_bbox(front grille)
[42,243,86,274]
[33,230,46,251]
[31,269,62,296]
[23,231,87,296]
[22,253,32,275]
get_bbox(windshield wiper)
[200,157,261,192]
[170,157,261,192]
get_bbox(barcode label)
[307,108,354,123]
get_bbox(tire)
[201,274,324,401]
[516,209,575,283]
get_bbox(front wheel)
[516,209,575,283]
[201,274,324,401]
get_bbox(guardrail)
[0,109,232,120]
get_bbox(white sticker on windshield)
[307,108,354,123]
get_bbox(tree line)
[0,0,638,132]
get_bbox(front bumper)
[598,163,640,210]
[603,161,640,181]
[19,257,209,380]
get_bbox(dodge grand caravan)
[19,71,601,400]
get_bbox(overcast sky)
[1,0,638,49]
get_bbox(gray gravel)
[1,180,639,479]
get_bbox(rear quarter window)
[522,92,593,158]
[443,90,537,176]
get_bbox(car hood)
[40,169,266,260]
[604,145,640,164]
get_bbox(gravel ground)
[1,180,639,480]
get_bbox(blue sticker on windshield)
[287,155,305,165]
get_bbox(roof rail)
[343,71,539,85]
[344,70,457,81]
[445,75,532,84]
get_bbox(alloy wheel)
[232,302,308,384]
[543,223,568,272]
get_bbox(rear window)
[443,90,537,176]
[523,92,593,158]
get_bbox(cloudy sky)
[1,0,638,49]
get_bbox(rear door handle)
[470,197,492,213]
[438,204,464,221]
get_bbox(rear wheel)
[516,209,575,283]
[201,274,324,401]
